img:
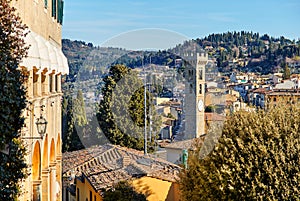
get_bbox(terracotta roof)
[205,113,226,121]
[63,144,180,192]
[252,88,269,93]
[161,139,195,150]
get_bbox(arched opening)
[42,134,48,170]
[32,141,41,201]
[50,139,55,163]
[32,141,41,180]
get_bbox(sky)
[62,0,300,49]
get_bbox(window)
[94,195,96,201]
[44,0,48,8]
[199,84,202,94]
[90,191,92,201]
[55,75,58,92]
[41,73,47,95]
[273,97,276,102]
[49,74,53,92]
[199,69,203,80]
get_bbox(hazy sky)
[63,0,300,48]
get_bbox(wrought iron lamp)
[35,114,48,138]
[21,114,48,139]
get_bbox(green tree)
[179,104,300,200]
[62,93,84,152]
[74,89,87,126]
[0,1,29,199]
[97,64,161,152]
[103,181,147,201]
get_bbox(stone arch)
[32,141,41,180]
[50,138,55,163]
[32,141,41,201]
[42,134,48,170]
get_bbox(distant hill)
[62,32,300,81]
[62,39,130,81]
[171,31,300,74]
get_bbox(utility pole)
[143,58,147,155]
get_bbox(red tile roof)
[63,144,181,192]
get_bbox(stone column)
[56,155,62,201]
[49,164,57,201]
[37,72,42,96]
[41,169,50,201]
[28,70,34,98]
[56,74,62,93]
[51,73,56,93]
[32,181,42,201]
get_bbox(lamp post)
[21,114,48,139]
[35,114,48,138]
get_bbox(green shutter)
[57,0,60,23]
[57,0,64,24]
[44,0,48,8]
[52,0,56,18]
[61,0,64,24]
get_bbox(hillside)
[62,31,300,82]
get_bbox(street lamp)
[21,114,48,140]
[35,114,48,138]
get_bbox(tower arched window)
[199,69,203,80]
[199,84,202,94]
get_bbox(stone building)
[184,52,207,139]
[10,0,68,200]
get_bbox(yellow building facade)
[74,175,180,201]
[10,0,68,200]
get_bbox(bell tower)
[184,52,207,139]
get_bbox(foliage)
[103,181,147,201]
[97,64,161,152]
[0,0,29,199]
[74,89,87,126]
[62,92,84,152]
[179,104,300,200]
